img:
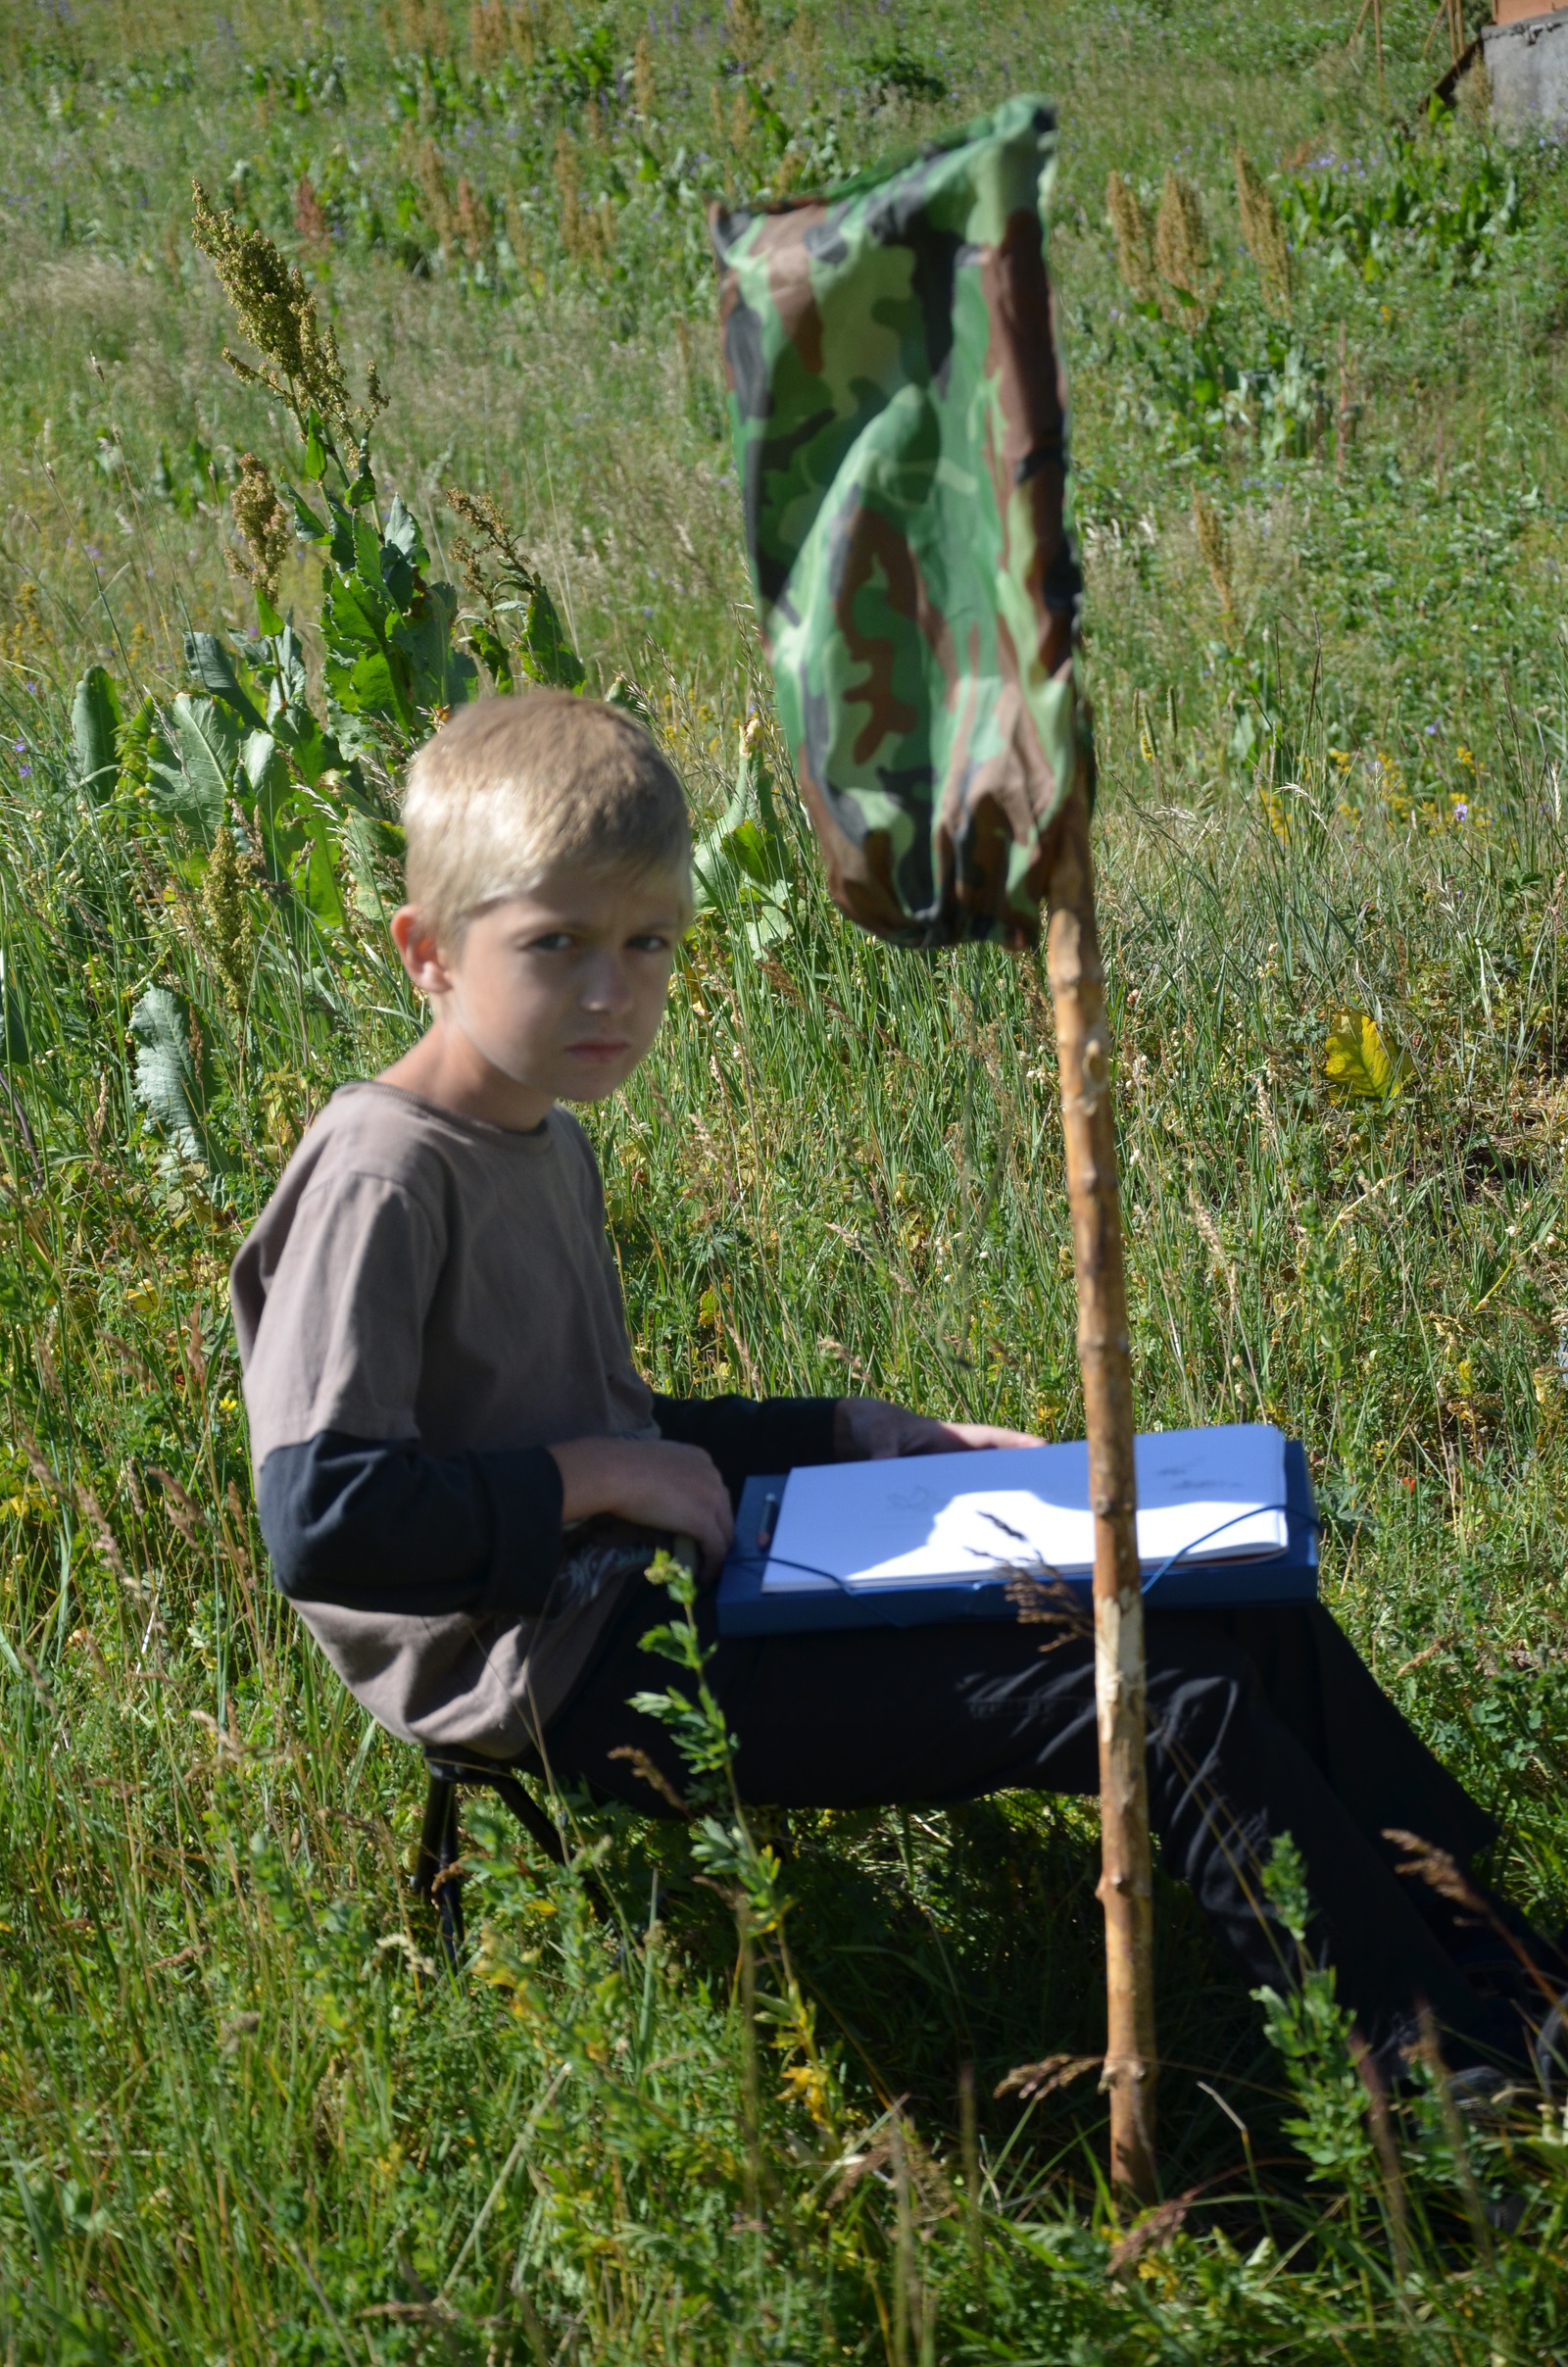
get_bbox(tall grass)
[2,0,1568,2356]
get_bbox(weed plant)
[2,0,1568,2358]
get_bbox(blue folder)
[716,1441,1318,1638]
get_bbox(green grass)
[3,0,1568,2356]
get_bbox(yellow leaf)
[1323,1011,1415,1103]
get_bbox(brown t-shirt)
[231,1082,661,1756]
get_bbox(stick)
[1043,787,1157,2203]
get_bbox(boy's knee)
[1144,1618,1261,1786]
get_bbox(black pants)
[545,1588,1523,2068]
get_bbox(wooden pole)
[1043,786,1158,2204]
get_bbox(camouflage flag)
[712,94,1093,950]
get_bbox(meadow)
[2,0,1568,2355]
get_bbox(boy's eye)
[526,931,577,953]
[628,932,671,953]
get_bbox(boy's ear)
[391,906,453,997]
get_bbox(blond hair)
[402,692,691,943]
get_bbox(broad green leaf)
[293,809,347,929]
[466,619,514,695]
[516,581,585,691]
[146,695,237,844]
[271,702,330,784]
[326,647,402,722]
[241,727,292,820]
[1324,1011,1415,1103]
[287,483,330,542]
[383,494,426,568]
[322,575,386,650]
[321,489,357,570]
[255,587,285,636]
[693,720,793,932]
[129,985,204,1167]
[352,513,383,597]
[380,531,417,616]
[183,632,266,731]
[726,816,778,888]
[303,417,328,480]
[393,583,475,715]
[340,808,391,922]
[71,666,122,801]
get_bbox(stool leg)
[414,1774,456,1906]
[487,1771,567,1865]
[415,1774,466,1965]
[435,1799,466,1962]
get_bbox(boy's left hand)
[833,1397,1040,1461]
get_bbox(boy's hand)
[547,1436,734,1582]
[833,1397,1041,1461]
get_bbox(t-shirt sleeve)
[238,1166,565,1618]
[240,1170,442,1462]
[652,1393,839,1502]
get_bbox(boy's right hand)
[547,1437,734,1582]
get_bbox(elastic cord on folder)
[1139,1504,1316,1597]
[752,1502,1316,1631]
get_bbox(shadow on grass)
[596,1788,1300,2220]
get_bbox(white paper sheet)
[760,1424,1289,1594]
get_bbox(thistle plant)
[1234,147,1292,318]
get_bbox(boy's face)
[395,863,689,1118]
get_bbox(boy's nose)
[580,958,633,1012]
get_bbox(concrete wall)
[1485,8,1568,137]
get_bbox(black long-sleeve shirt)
[256,1393,837,1618]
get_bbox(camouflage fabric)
[711,94,1094,949]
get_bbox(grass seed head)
[729,0,764,64]
[416,139,456,256]
[229,453,292,606]
[201,815,260,1016]
[190,181,362,443]
[467,0,510,70]
[1105,171,1156,305]
[634,33,657,117]
[1154,169,1213,322]
[399,0,449,54]
[554,129,584,259]
[454,174,486,262]
[291,173,328,250]
[1234,147,1291,317]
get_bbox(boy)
[233,692,1560,2085]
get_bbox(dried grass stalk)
[1234,148,1291,317]
[1153,171,1213,323]
[1105,171,1156,305]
